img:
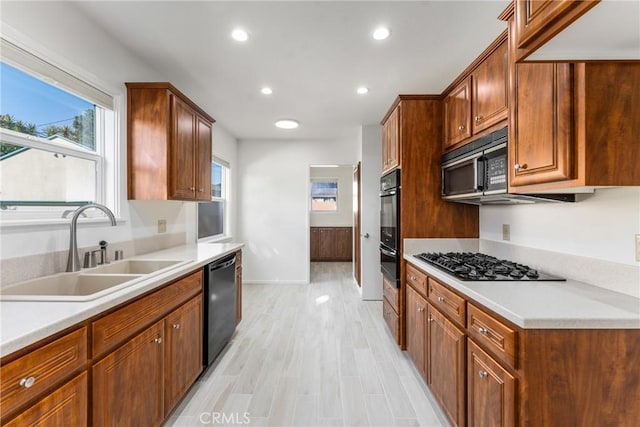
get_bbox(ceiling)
[72,1,510,141]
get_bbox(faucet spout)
[66,203,117,272]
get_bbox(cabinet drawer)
[406,263,427,297]
[427,277,466,328]
[467,303,518,369]
[92,270,202,358]
[383,275,399,312]
[383,299,399,343]
[0,327,87,419]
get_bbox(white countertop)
[0,242,243,357]
[405,253,640,329]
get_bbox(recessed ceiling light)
[231,28,249,42]
[275,119,299,129]
[372,27,390,41]
[357,87,369,95]
[261,87,273,95]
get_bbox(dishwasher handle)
[208,256,236,272]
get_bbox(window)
[197,159,229,240]
[310,180,338,212]
[0,38,115,222]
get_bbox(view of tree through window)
[311,181,338,212]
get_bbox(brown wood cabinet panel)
[428,277,466,329]
[406,285,427,381]
[170,95,198,199]
[382,298,399,344]
[92,321,164,427]
[406,263,427,298]
[335,228,353,260]
[92,271,202,358]
[467,303,518,369]
[4,372,88,427]
[310,227,352,261]
[164,296,202,415]
[510,62,575,186]
[472,40,508,134]
[382,105,400,173]
[514,0,600,61]
[467,340,515,427]
[444,76,472,149]
[382,274,399,313]
[196,116,213,200]
[428,304,466,427]
[0,327,87,420]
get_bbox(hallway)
[168,263,445,426]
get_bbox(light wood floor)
[167,262,446,427]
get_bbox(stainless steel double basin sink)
[0,259,190,302]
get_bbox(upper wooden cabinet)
[513,0,600,61]
[126,82,215,201]
[443,34,508,151]
[504,10,640,192]
[381,104,400,173]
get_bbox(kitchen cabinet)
[126,82,215,201]
[164,296,202,416]
[513,0,600,61]
[504,7,640,192]
[380,96,479,349]
[443,33,508,151]
[405,285,427,380]
[310,227,352,261]
[383,275,400,343]
[0,327,87,425]
[4,372,88,427]
[467,340,515,427]
[427,303,466,427]
[381,104,399,174]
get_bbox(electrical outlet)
[636,234,640,262]
[502,224,511,241]
[157,219,167,233]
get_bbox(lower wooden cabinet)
[428,304,466,427]
[406,285,427,380]
[164,296,202,415]
[4,372,88,427]
[235,249,242,325]
[92,321,165,427]
[310,227,353,261]
[467,339,515,427]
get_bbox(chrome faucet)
[66,203,117,272]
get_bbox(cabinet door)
[92,321,164,427]
[382,105,399,173]
[310,228,321,261]
[406,286,427,381]
[165,296,202,415]
[170,95,197,199]
[510,62,574,187]
[428,304,466,427]
[467,339,515,427]
[4,372,87,427]
[472,40,508,134]
[317,228,334,260]
[195,116,212,201]
[444,76,472,149]
[335,228,353,261]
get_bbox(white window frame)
[310,178,340,214]
[197,157,230,242]
[0,37,118,226]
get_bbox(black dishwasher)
[203,253,237,367]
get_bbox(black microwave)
[442,128,507,200]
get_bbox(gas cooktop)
[414,252,565,282]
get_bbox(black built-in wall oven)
[380,169,400,288]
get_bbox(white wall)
[238,137,360,284]
[310,165,354,227]
[360,125,383,300]
[480,187,640,266]
[0,2,190,261]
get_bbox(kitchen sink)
[85,259,186,275]
[0,273,145,302]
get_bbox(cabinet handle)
[428,316,434,323]
[474,116,483,123]
[458,125,465,131]
[514,163,528,171]
[418,307,425,312]
[478,327,489,335]
[189,186,196,191]
[478,370,488,379]
[438,296,445,302]
[410,276,417,281]
[198,188,204,193]
[19,376,36,388]
[173,323,180,329]
[154,337,163,344]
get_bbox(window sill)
[0,217,126,230]
[197,235,232,244]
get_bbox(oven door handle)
[380,245,397,257]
